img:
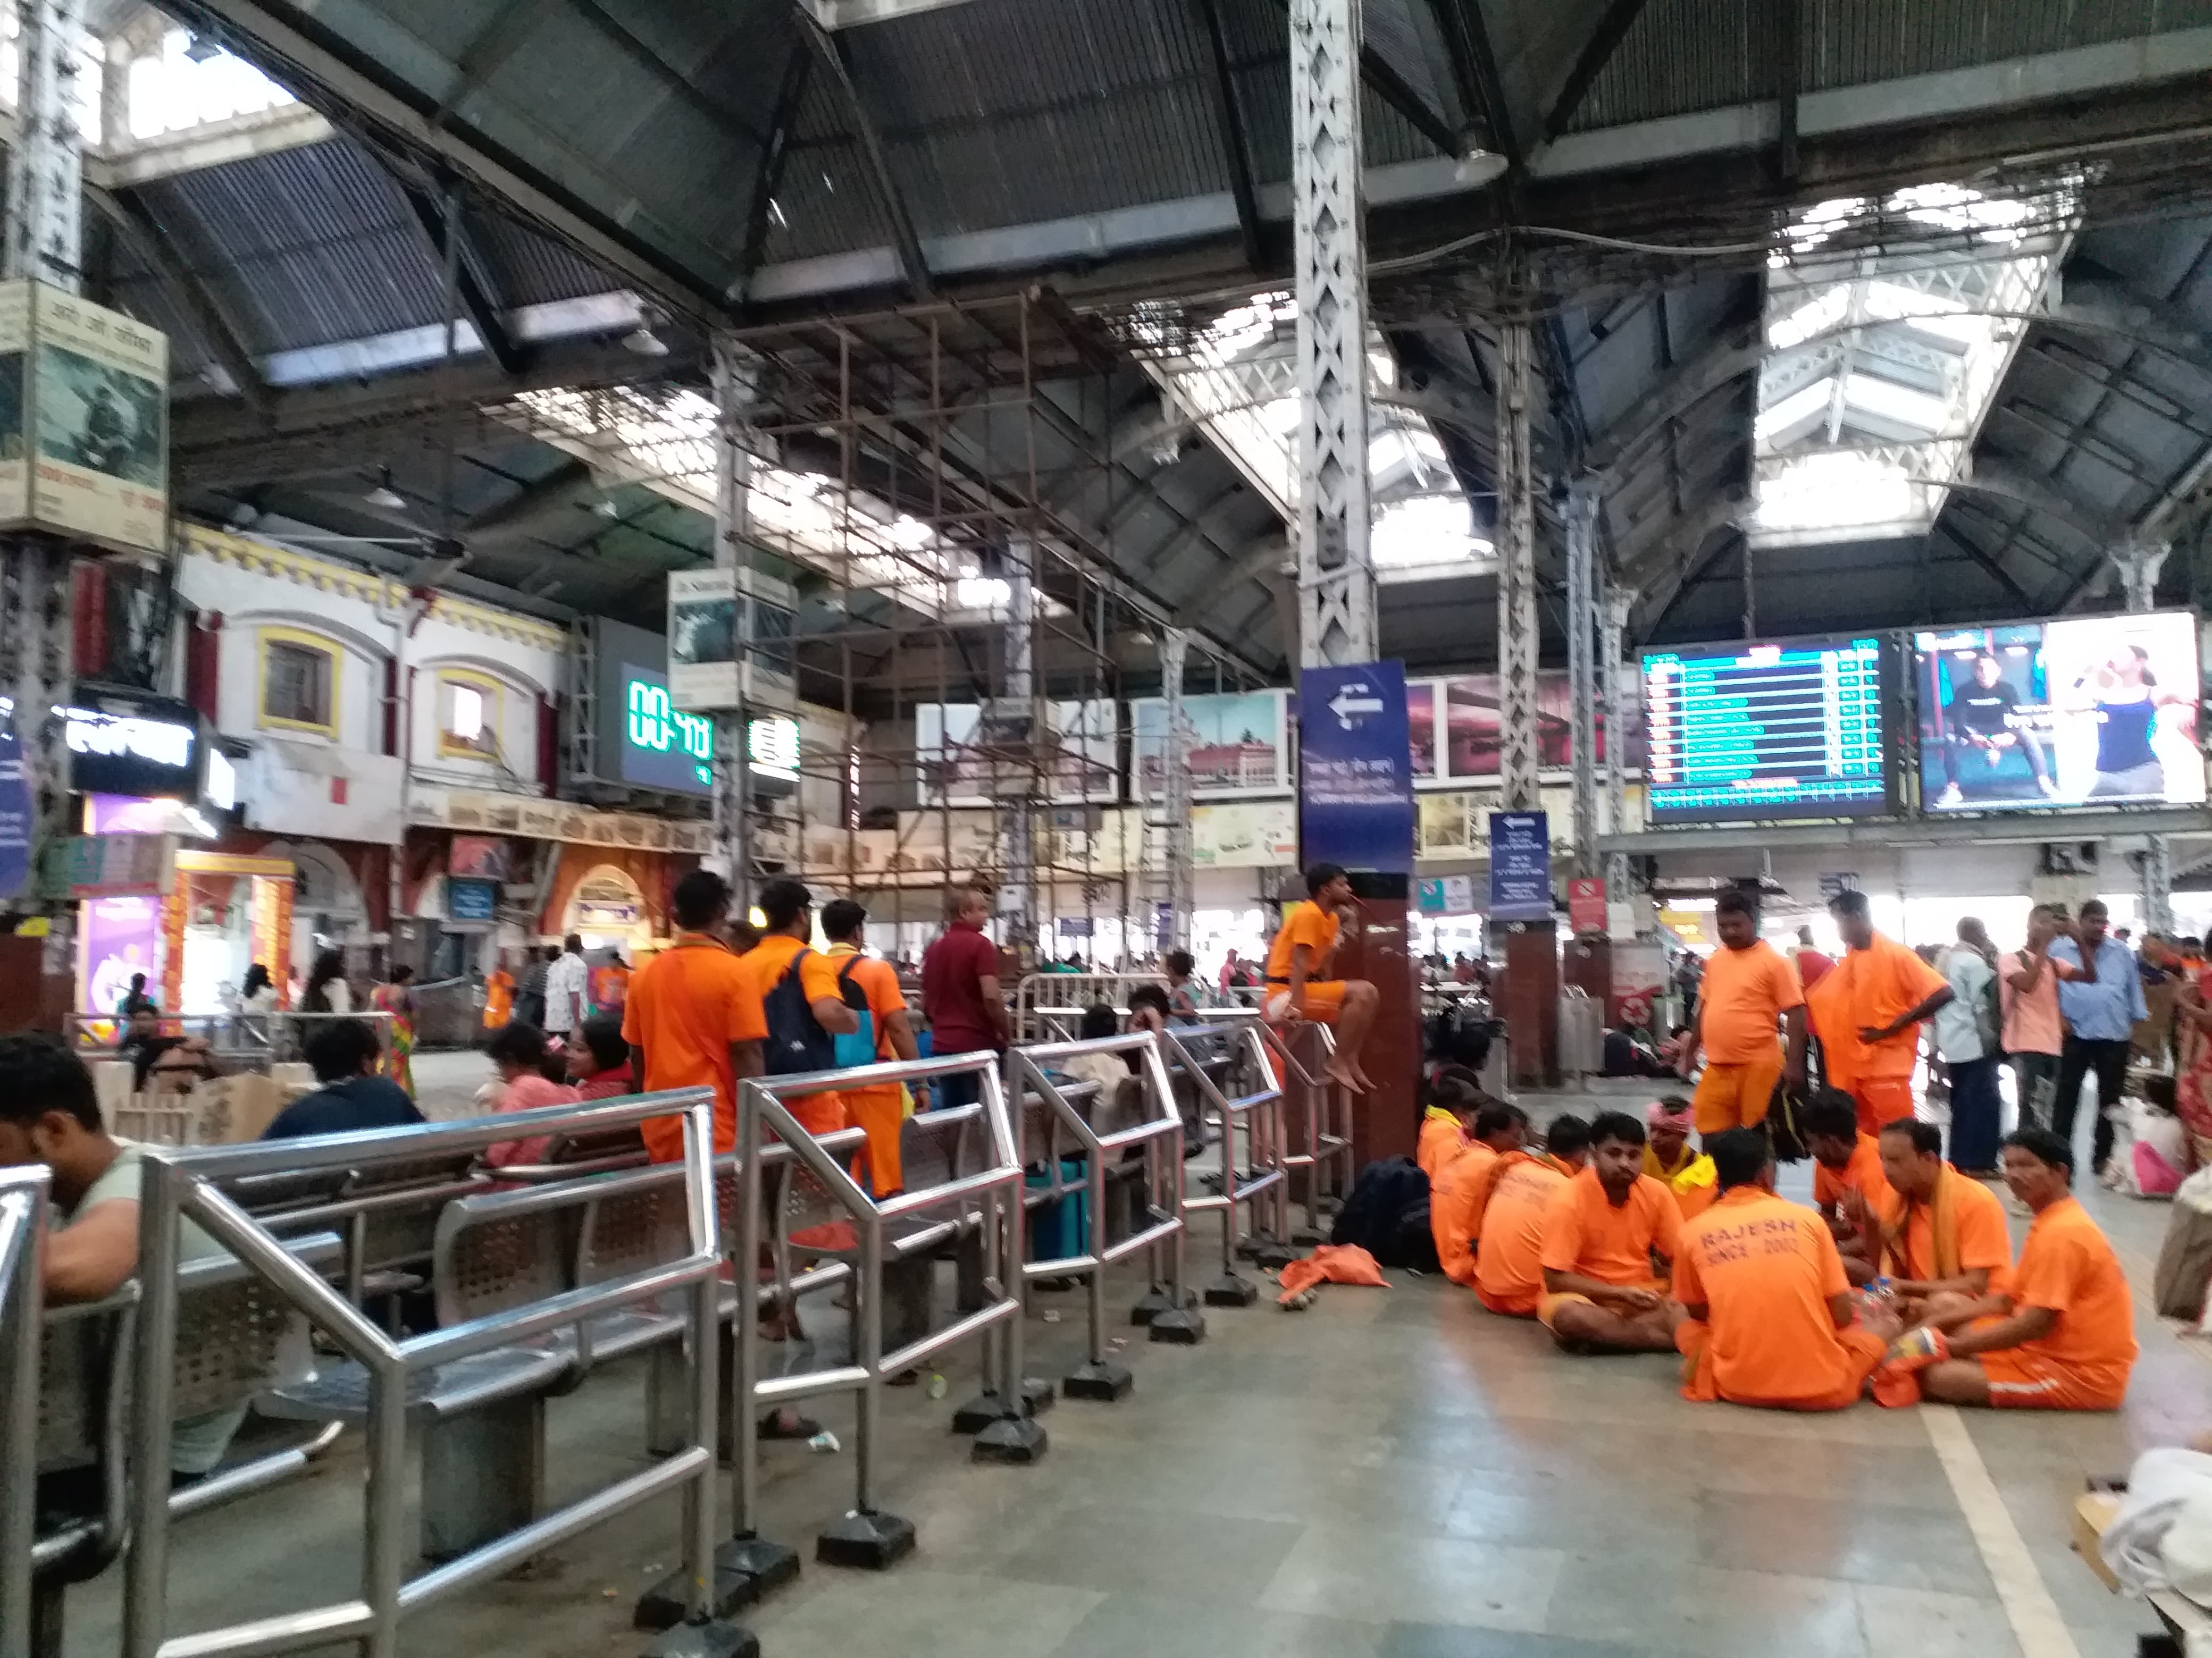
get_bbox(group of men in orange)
[1417,881,2139,1415]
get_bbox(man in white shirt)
[542,933,589,1036]
[1936,921,2001,1175]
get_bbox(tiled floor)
[57,1072,2196,1657]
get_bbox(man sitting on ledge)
[1672,1129,1896,1410]
[1264,861,1378,1095]
[1537,1110,1683,1353]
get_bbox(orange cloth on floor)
[1696,941,1804,1062]
[1671,1186,1879,1409]
[1691,1051,1783,1134]
[1805,931,1948,1089]
[736,936,848,1137]
[1537,1166,1683,1287]
[1975,1195,2135,1410]
[1277,1243,1388,1302]
[1878,1166,2013,1295]
[1812,1132,1893,1216]
[1430,1139,1499,1287]
[1473,1152,1573,1315]
[1418,1108,1468,1179]
[623,933,769,1162]
[827,944,910,1194]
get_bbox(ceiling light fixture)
[623,324,669,357]
[1454,146,1508,188]
[364,467,407,511]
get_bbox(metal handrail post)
[1164,1026,1292,1303]
[1233,1022,1296,1252]
[0,1171,49,1658]
[969,1060,1048,1461]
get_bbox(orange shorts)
[1677,1318,1886,1410]
[1974,1347,2129,1411]
[1848,1076,1915,1137]
[1265,981,1346,1023]
[1536,1278,1666,1333]
[1691,1051,1781,1135]
[1476,1285,1540,1318]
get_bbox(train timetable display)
[1642,636,1890,822]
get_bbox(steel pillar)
[1158,628,1194,952]
[999,540,1040,969]
[1496,318,1540,812]
[710,335,756,907]
[1290,0,1374,668]
[6,0,86,292]
[2114,537,2174,934]
[1601,585,1636,904]
[1565,480,1599,878]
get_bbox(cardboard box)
[2073,1492,2123,1594]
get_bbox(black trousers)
[2052,1035,2131,1172]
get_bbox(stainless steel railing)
[0,1165,50,1658]
[1163,1023,1291,1302]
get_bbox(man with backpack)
[822,897,920,1196]
[736,879,861,1138]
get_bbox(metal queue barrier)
[1161,1023,1292,1306]
[1008,1033,1204,1400]
[71,1011,398,1073]
[1,1166,49,1658]
[728,1051,1033,1576]
[121,1090,745,1658]
[1227,1015,1355,1241]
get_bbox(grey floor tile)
[1047,1592,1384,1658]
[750,1569,1104,1658]
[1692,1489,1996,1596]
[996,1502,1305,1601]
[1544,1559,1871,1658]
[1258,1522,1564,1631]
[1853,1585,2020,1658]
[1377,1626,1640,1658]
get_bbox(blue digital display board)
[620,664,715,795]
[1641,635,1889,823]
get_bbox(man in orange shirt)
[1803,1089,1891,1286]
[622,869,766,1162]
[1474,1115,1589,1314]
[1680,889,1806,1134]
[1806,888,1954,1132]
[1872,1117,2013,1326]
[1431,1096,1529,1287]
[822,897,920,1196]
[738,879,860,1139]
[1264,862,1378,1093]
[1538,1111,1684,1352]
[1903,1126,2136,1410]
[1417,1068,1480,1177]
[1672,1129,1896,1410]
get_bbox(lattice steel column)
[999,546,1039,966]
[6,0,85,292]
[1601,585,1636,903]
[1565,481,1599,878]
[1496,317,1540,811]
[2113,538,2169,613]
[1159,628,1194,953]
[2114,538,2175,933]
[710,334,756,907]
[1290,0,1374,668]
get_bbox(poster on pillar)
[0,282,169,556]
[1488,811,1554,921]
[1296,662,1414,875]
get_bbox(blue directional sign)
[1297,661,1414,875]
[0,701,31,901]
[1488,811,1553,921]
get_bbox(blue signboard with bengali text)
[1487,811,1553,921]
[0,703,30,900]
[1296,662,1414,874]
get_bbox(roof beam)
[89,188,273,416]
[1193,0,1263,270]
[1543,0,1651,138]
[1774,0,1801,181]
[1422,0,1520,163]
[1265,0,1457,155]
[740,43,816,296]
[797,5,934,298]
[463,459,593,535]
[1934,524,2034,611]
[398,181,527,376]
[557,0,769,152]
[1588,324,1762,481]
[432,0,539,126]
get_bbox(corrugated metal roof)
[1565,0,1774,133]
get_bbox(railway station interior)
[10,2,2212,1656]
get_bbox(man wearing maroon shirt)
[922,885,1011,1106]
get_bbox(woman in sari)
[370,963,417,1097]
[2173,963,2212,1166]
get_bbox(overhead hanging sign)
[1296,661,1414,874]
[60,688,200,800]
[0,700,28,900]
[1487,810,1553,921]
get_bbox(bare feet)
[1325,1058,1366,1094]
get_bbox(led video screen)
[1913,611,2203,811]
[1642,635,1890,823]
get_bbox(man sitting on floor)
[1872,1117,2013,1323]
[1264,862,1379,1094]
[1641,1095,1717,1222]
[1891,1126,2137,1411]
[1804,1089,1892,1286]
[1432,1095,1530,1287]
[1672,1129,1898,1410]
[1537,1110,1685,1353]
[1473,1114,1590,1316]
[1417,1065,1482,1177]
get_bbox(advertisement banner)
[1191,798,1297,868]
[55,832,177,899]
[81,893,162,1016]
[1297,662,1414,875]
[448,835,513,881]
[0,284,25,525]
[1416,792,1477,858]
[1132,689,1291,799]
[1610,940,1669,1031]
[1568,877,1607,935]
[666,567,739,710]
[1487,811,1552,921]
[916,700,1117,805]
[14,282,169,554]
[1412,672,1638,781]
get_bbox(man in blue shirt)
[2047,899,2146,1176]
[261,1019,425,1140]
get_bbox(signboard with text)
[1297,661,1414,874]
[1568,877,1607,935]
[1487,811,1553,921]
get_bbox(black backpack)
[1765,1078,1811,1165]
[762,948,837,1076]
[1329,1155,1438,1270]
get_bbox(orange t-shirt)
[1811,1133,1892,1215]
[1539,1167,1683,1286]
[825,946,907,1062]
[1266,902,1339,983]
[2006,1195,2136,1391]
[1418,1109,1468,1179]
[738,936,850,1135]
[1807,933,1949,1083]
[622,934,768,1162]
[1474,1154,1572,1312]
[1430,1139,1498,1286]
[1881,1171,2013,1293]
[1697,941,1805,1063]
[1672,1187,1859,1405]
